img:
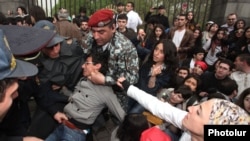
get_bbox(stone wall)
[0,0,29,17]
[209,0,250,25]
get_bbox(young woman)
[111,113,150,141]
[237,88,250,115]
[129,39,178,113]
[117,78,250,141]
[203,28,228,67]
[138,24,168,61]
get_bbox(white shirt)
[126,10,143,32]
[127,85,191,141]
[172,29,186,48]
[230,71,250,99]
[203,39,222,65]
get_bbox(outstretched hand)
[117,77,130,92]
[88,70,105,85]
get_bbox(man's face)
[177,16,187,28]
[41,43,61,59]
[227,15,237,26]
[80,21,88,31]
[82,56,97,77]
[158,9,165,15]
[194,53,204,61]
[117,19,127,30]
[215,63,231,79]
[234,57,243,71]
[117,6,125,13]
[125,3,133,12]
[91,24,115,46]
[0,80,18,120]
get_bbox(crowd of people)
[0,1,249,141]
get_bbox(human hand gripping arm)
[88,70,105,85]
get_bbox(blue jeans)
[45,124,86,141]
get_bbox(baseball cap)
[0,25,55,56]
[0,29,38,80]
[88,9,114,27]
[158,5,165,9]
[34,20,64,48]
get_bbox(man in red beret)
[85,9,139,111]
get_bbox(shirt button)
[86,95,88,97]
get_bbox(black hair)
[16,6,27,14]
[174,85,193,100]
[218,78,238,96]
[86,52,109,75]
[79,6,87,13]
[0,79,17,102]
[116,113,149,141]
[218,58,234,71]
[117,14,128,21]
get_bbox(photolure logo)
[204,125,249,140]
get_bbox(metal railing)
[28,0,212,29]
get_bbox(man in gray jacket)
[45,53,126,141]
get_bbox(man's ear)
[111,24,116,32]
[95,63,102,70]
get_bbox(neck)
[191,134,204,141]
[178,26,186,31]
[118,28,126,33]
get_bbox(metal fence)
[29,0,212,29]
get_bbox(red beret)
[88,9,114,27]
[195,61,208,71]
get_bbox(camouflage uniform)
[85,31,139,85]
[85,32,139,111]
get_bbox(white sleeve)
[127,85,187,129]
[203,39,211,51]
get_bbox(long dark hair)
[237,88,250,114]
[146,39,178,73]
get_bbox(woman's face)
[210,24,218,32]
[235,29,244,38]
[187,12,193,20]
[243,94,250,114]
[169,92,184,104]
[245,28,250,39]
[193,29,200,39]
[217,31,225,40]
[184,77,197,92]
[155,27,163,38]
[236,21,245,29]
[182,100,213,137]
[153,43,165,63]
[193,65,204,75]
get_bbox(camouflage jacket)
[85,32,139,85]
